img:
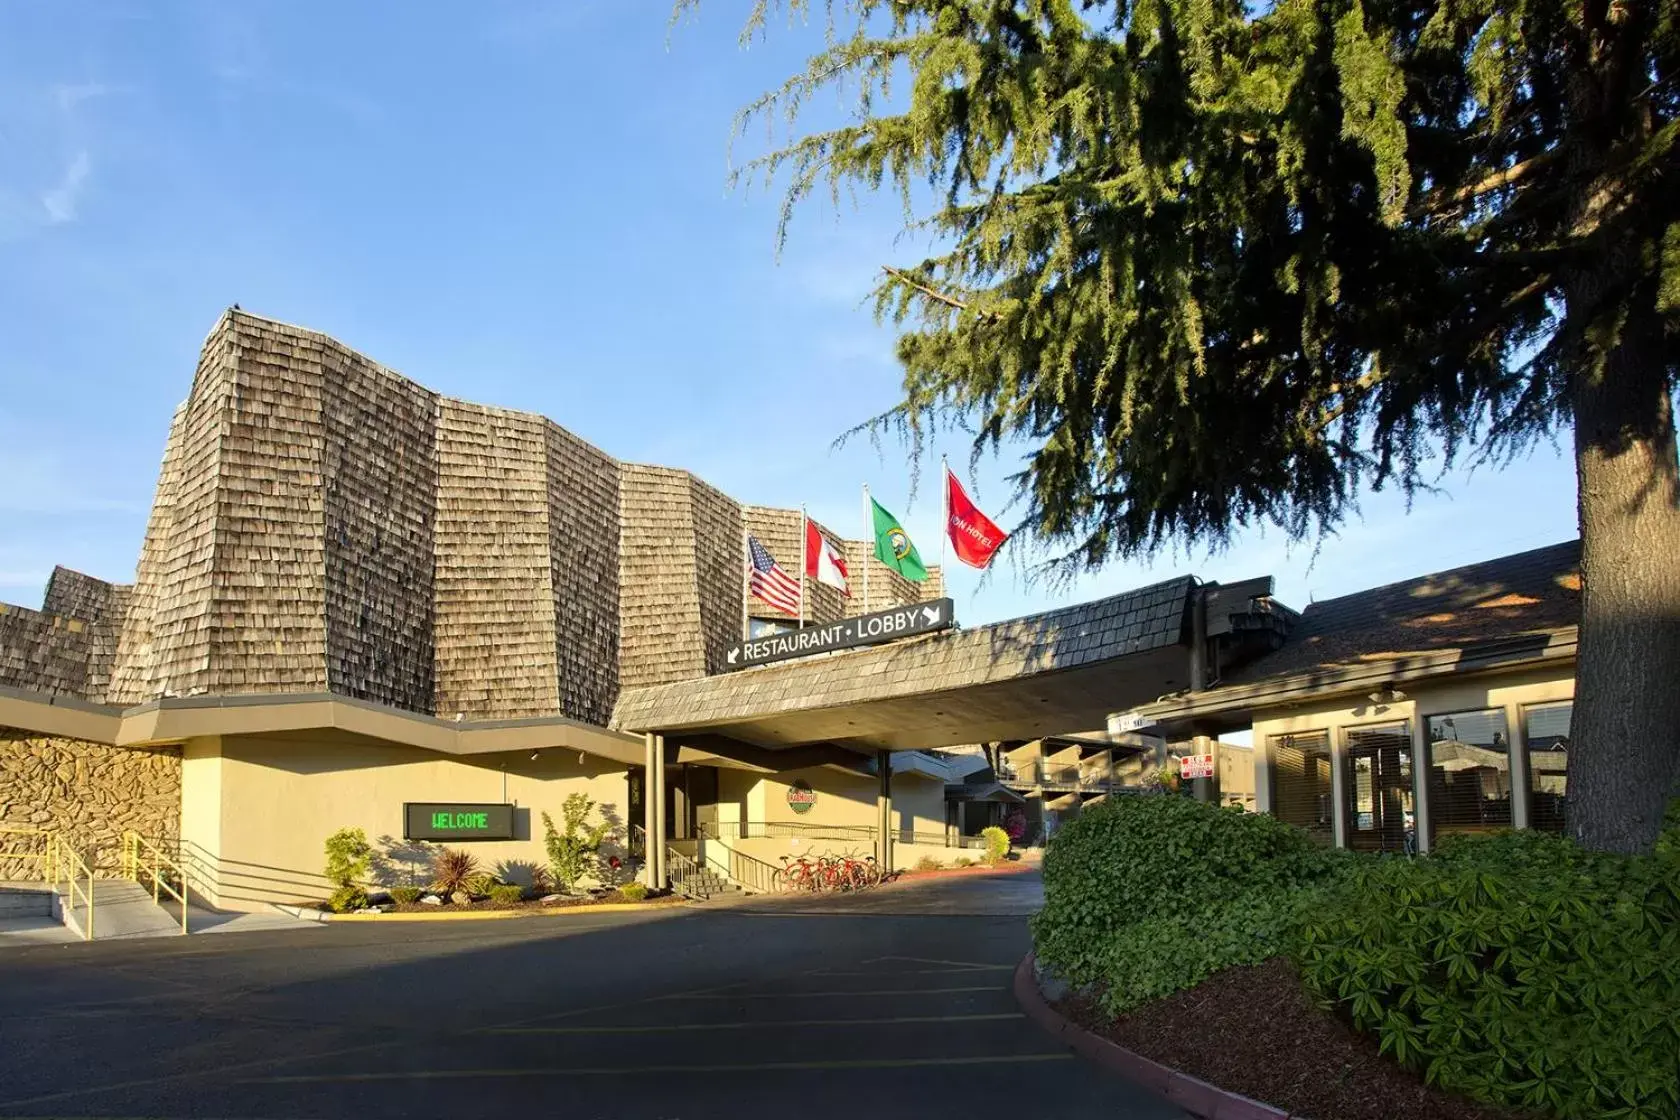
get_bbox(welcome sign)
[403,803,516,841]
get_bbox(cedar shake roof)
[1226,540,1581,685]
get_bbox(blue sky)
[0,1,1579,627]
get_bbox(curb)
[277,901,680,923]
[1012,953,1291,1120]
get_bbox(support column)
[1189,582,1215,803]
[1506,701,1531,832]
[1410,718,1432,855]
[653,734,669,889]
[1330,729,1349,849]
[876,749,893,872]
[643,733,659,887]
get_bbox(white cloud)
[52,83,115,113]
[40,150,90,224]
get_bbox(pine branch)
[1409,150,1562,218]
[882,265,971,311]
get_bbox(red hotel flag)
[804,519,850,595]
[945,466,1008,569]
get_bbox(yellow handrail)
[0,824,53,879]
[121,832,189,935]
[47,834,95,941]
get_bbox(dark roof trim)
[1127,626,1577,725]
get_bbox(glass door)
[1343,723,1414,853]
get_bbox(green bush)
[1297,823,1680,1119]
[980,825,1011,863]
[430,848,479,896]
[488,884,525,906]
[543,794,612,891]
[463,873,499,899]
[327,885,369,913]
[618,881,648,902]
[1031,795,1349,1015]
[388,886,422,905]
[323,828,372,889]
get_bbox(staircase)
[666,846,745,901]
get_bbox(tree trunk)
[1567,313,1680,854]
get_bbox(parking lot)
[0,870,1181,1119]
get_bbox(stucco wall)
[180,734,635,910]
[0,734,181,875]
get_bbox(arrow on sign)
[726,648,739,665]
[922,605,942,626]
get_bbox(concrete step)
[56,879,188,941]
[0,883,54,918]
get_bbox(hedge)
[1031,795,1350,1015]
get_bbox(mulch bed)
[1058,958,1533,1120]
[315,891,681,914]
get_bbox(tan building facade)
[1119,542,1582,853]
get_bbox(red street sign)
[1179,755,1215,780]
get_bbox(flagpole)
[861,483,871,614]
[798,506,808,629]
[740,528,750,641]
[939,456,950,600]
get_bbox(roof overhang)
[1120,626,1578,734]
[1,688,645,766]
[612,579,1196,752]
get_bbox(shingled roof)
[1226,540,1581,686]
[610,578,1195,750]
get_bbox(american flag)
[747,535,801,615]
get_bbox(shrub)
[488,884,525,906]
[327,885,368,913]
[543,794,612,891]
[915,855,941,872]
[463,873,499,899]
[1297,823,1680,1119]
[619,881,648,902]
[954,857,975,868]
[388,886,422,905]
[981,825,1011,863]
[1031,796,1349,1016]
[324,828,372,890]
[430,848,480,897]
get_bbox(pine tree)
[686,0,1679,853]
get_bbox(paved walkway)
[0,871,1182,1119]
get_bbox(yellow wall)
[183,734,633,911]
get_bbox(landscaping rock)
[538,894,564,903]
[449,891,471,905]
[419,895,443,905]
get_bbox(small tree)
[981,825,1011,865]
[543,794,611,893]
[323,827,372,913]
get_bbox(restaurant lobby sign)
[725,598,955,670]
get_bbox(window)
[1427,709,1513,842]
[1524,701,1571,833]
[748,617,798,638]
[1270,731,1333,845]
[1343,723,1414,853]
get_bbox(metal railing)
[899,830,990,849]
[0,824,52,880]
[49,834,96,942]
[121,832,189,936]
[728,820,879,843]
[665,845,705,899]
[696,826,780,894]
[999,764,1120,791]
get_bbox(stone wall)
[0,733,181,876]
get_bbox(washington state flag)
[870,497,929,582]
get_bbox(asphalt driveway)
[0,870,1182,1119]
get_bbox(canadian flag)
[805,518,850,595]
[945,465,1008,569]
